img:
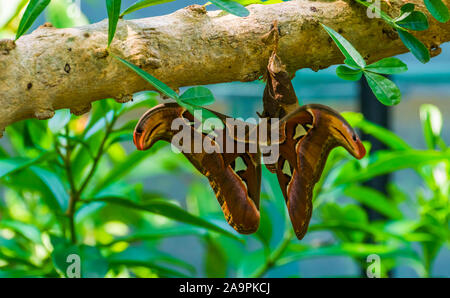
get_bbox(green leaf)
[110,246,195,277]
[344,185,403,219]
[336,65,362,81]
[114,55,179,99]
[0,157,35,179]
[0,220,42,244]
[420,104,443,149]
[319,203,368,242]
[254,199,274,247]
[93,149,160,193]
[233,0,283,4]
[180,87,215,106]
[104,226,206,246]
[401,3,415,13]
[106,131,133,147]
[397,11,429,31]
[48,109,71,133]
[424,0,450,23]
[397,29,430,63]
[0,153,53,179]
[335,150,450,184]
[204,236,228,277]
[365,57,408,75]
[29,166,69,212]
[209,0,250,17]
[0,236,32,261]
[15,0,51,40]
[342,112,411,150]
[106,0,122,46]
[321,24,366,69]
[87,197,241,240]
[121,0,176,17]
[0,146,8,158]
[363,71,401,106]
[279,242,414,266]
[51,236,109,278]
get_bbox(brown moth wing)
[134,103,261,234]
[277,104,366,239]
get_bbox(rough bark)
[0,0,449,135]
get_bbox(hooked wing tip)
[355,139,366,160]
[133,131,145,151]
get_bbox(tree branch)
[1,0,449,135]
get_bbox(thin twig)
[251,230,293,278]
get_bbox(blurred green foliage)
[0,0,449,278]
[0,91,448,277]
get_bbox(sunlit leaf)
[420,104,443,149]
[87,197,241,240]
[0,220,42,244]
[48,109,71,133]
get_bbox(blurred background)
[0,0,448,278]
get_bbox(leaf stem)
[75,114,117,197]
[251,231,293,278]
[59,114,117,244]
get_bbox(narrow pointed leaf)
[209,0,250,17]
[321,24,366,69]
[88,197,241,240]
[344,185,403,219]
[342,112,411,150]
[114,55,179,99]
[121,0,176,17]
[106,0,122,46]
[15,0,51,40]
